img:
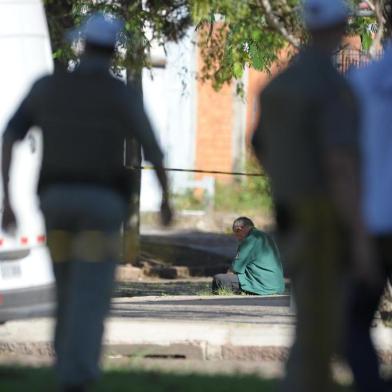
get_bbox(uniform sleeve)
[232,235,256,274]
[4,87,36,141]
[123,85,164,166]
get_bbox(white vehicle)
[0,0,55,322]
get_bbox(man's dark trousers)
[40,184,127,387]
[212,273,242,294]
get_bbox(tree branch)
[258,0,300,48]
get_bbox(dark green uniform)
[232,228,285,295]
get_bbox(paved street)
[0,294,390,366]
[112,294,292,324]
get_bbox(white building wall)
[141,30,197,211]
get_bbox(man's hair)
[232,217,255,229]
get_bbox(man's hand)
[160,198,173,227]
[1,198,17,234]
[154,164,173,227]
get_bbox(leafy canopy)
[44,1,375,89]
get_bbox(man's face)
[233,225,251,241]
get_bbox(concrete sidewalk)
[0,295,391,363]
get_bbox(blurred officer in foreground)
[252,0,360,391]
[347,2,392,391]
[1,12,172,392]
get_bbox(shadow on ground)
[114,281,290,298]
[114,280,213,297]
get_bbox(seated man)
[212,217,285,295]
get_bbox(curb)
[0,318,391,364]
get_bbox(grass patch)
[172,181,273,215]
[0,364,356,391]
[97,370,277,392]
[215,288,236,296]
[171,157,274,216]
[0,366,351,392]
[0,366,55,392]
[172,190,205,211]
[196,289,213,296]
[214,157,273,215]
[214,180,272,215]
[0,365,278,392]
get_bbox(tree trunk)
[122,40,143,264]
[43,1,75,68]
[122,135,142,264]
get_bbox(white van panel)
[0,0,53,130]
[0,247,53,290]
[0,0,50,36]
[0,0,54,299]
[9,129,46,242]
[0,0,52,250]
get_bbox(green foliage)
[245,154,273,203]
[171,156,273,216]
[348,11,375,51]
[43,0,77,66]
[214,158,273,215]
[195,1,296,90]
[44,0,378,89]
[212,184,272,215]
[172,190,205,210]
[44,1,193,74]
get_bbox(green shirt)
[232,228,285,295]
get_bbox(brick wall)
[194,46,291,184]
[194,38,363,189]
[245,40,363,145]
[195,52,234,183]
[245,48,291,148]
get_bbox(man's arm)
[1,90,35,232]
[1,131,17,231]
[232,235,256,274]
[154,163,172,226]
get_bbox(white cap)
[302,0,349,30]
[68,12,124,47]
